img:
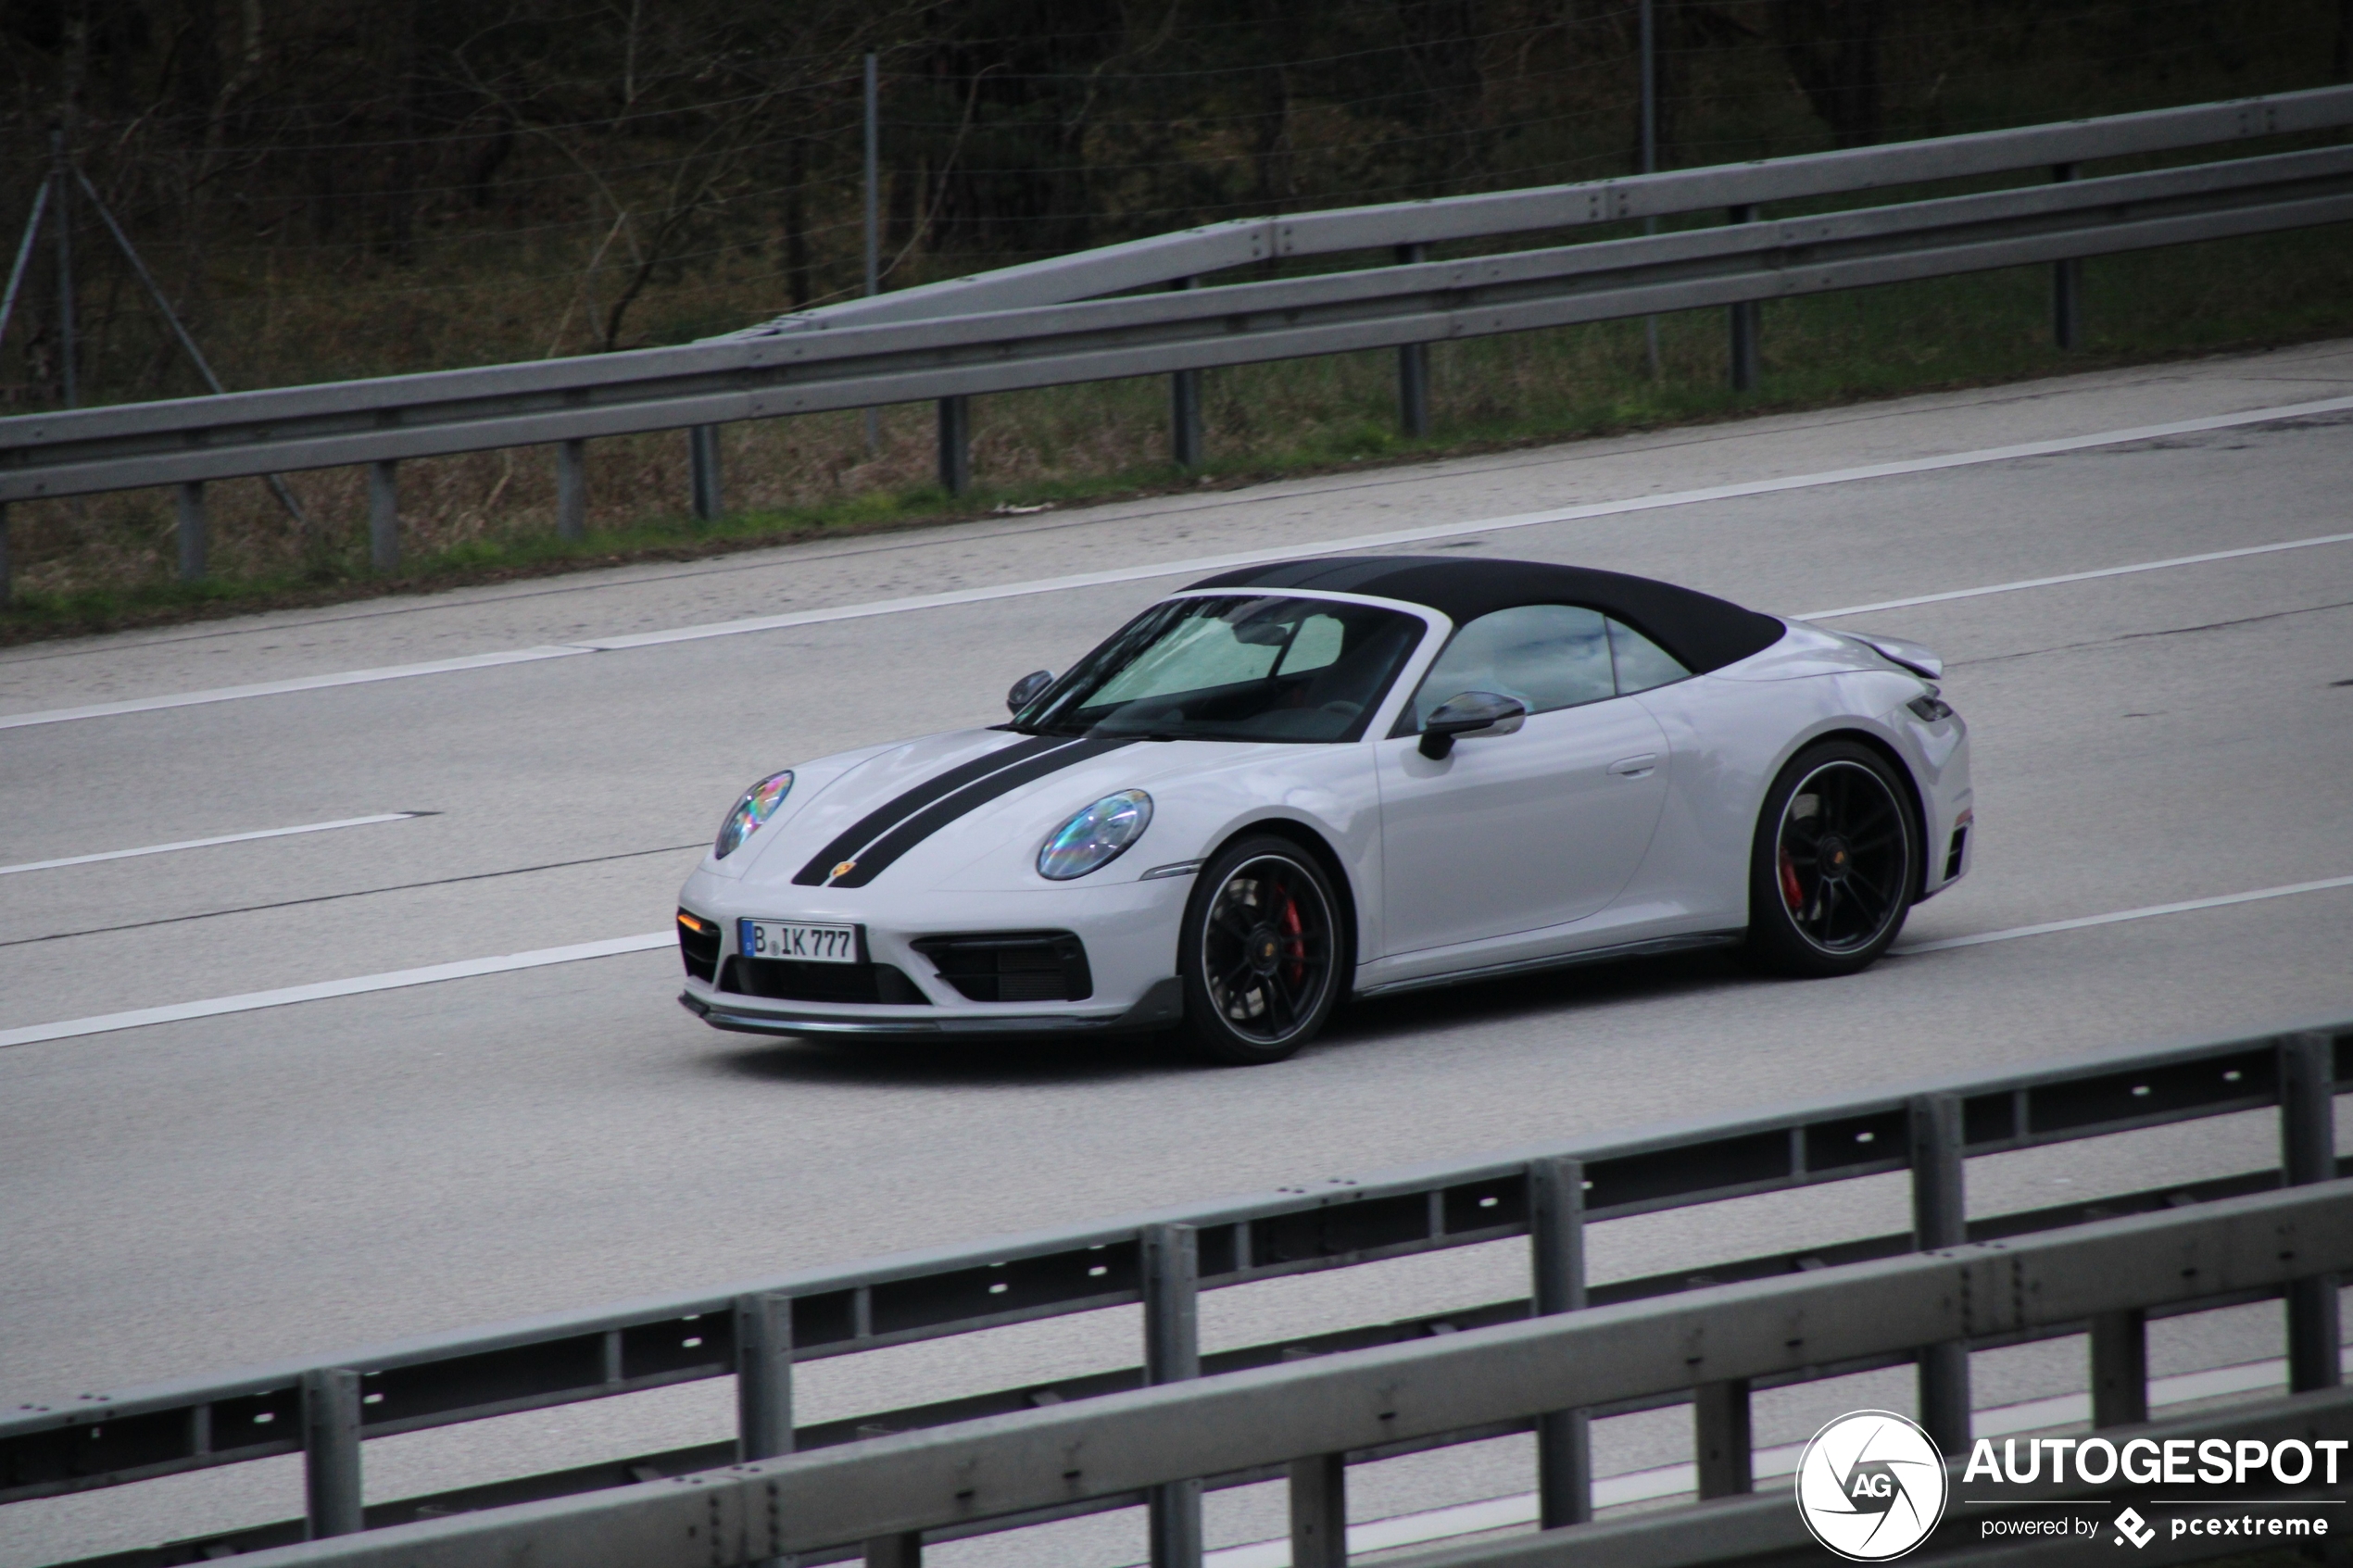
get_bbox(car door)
[1376,604,1672,957]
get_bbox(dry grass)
[5,218,2350,640]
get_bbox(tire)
[1178,836,1345,1064]
[1745,741,1919,977]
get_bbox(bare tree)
[1774,0,1885,148]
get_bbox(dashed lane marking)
[0,934,670,1049]
[1795,532,2353,622]
[1894,874,2353,955]
[4,873,2346,1049]
[0,812,428,877]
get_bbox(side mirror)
[1418,691,1527,759]
[1006,670,1054,714]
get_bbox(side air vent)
[912,932,1093,1003]
[1944,826,1969,883]
[676,909,722,982]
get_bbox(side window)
[1412,604,1614,727]
[1276,613,1347,676]
[1607,617,1691,695]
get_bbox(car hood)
[720,727,1317,894]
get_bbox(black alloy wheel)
[1746,741,1918,977]
[1178,837,1344,1064]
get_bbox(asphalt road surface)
[4,340,2350,1566]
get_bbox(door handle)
[1607,754,1659,778]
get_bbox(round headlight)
[714,771,793,859]
[1038,790,1153,881]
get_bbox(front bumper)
[673,869,1191,1039]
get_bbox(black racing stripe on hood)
[792,734,1068,886]
[829,735,1142,888]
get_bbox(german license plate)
[740,920,860,964]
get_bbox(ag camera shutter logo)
[1794,1411,1950,1561]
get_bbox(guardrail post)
[2091,1310,2147,1426]
[301,1367,363,1538]
[556,439,587,542]
[1290,1449,1347,1568]
[1910,1092,1971,1451]
[863,1535,920,1568]
[2282,1031,2341,1392]
[174,481,206,582]
[689,426,723,521]
[1170,278,1202,469]
[1529,1155,1592,1526]
[1396,243,1429,438]
[736,1291,794,1461]
[1143,1223,1202,1568]
[2051,164,2082,350]
[1727,205,1760,392]
[1692,1378,1752,1497]
[737,1292,795,1566]
[1280,1343,1348,1562]
[937,396,971,496]
[366,460,399,573]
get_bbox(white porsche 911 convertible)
[675,556,1972,1063]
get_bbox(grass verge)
[4,224,2349,647]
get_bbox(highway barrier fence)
[2,86,2352,594]
[5,1014,2348,1566]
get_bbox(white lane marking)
[0,812,425,876]
[1894,874,2353,956]
[5,394,2349,734]
[524,397,2353,656]
[7,869,2347,1049]
[1797,531,2353,621]
[0,934,671,1050]
[0,646,589,731]
[1195,1354,2322,1567]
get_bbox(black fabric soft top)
[1185,556,1787,675]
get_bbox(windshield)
[1013,595,1426,743]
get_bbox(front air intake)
[912,932,1093,1002]
[717,957,930,1005]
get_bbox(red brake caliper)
[1778,848,1806,912]
[1279,890,1307,985]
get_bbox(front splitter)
[679,977,1184,1039]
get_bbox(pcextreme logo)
[1962,1434,2343,1549]
[1794,1411,1950,1561]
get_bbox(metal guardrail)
[760,82,2353,332]
[1376,1386,2353,1568]
[0,84,2349,585]
[184,1177,2353,1566]
[5,1016,2347,1566]
[11,139,2353,506]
